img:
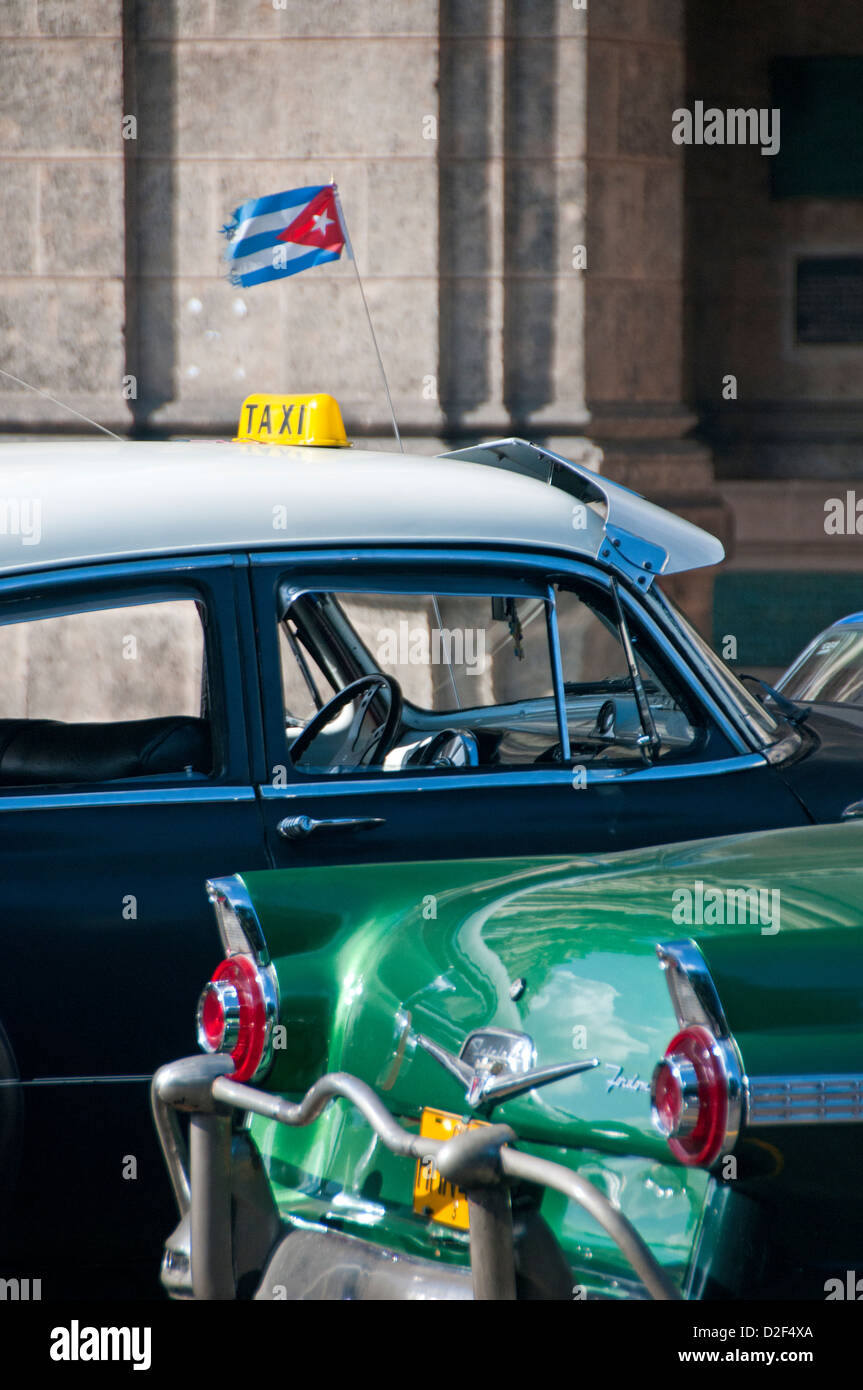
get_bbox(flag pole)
[333,186,403,454]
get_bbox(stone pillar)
[581,0,729,634]
[0,1,128,430]
[439,0,589,435]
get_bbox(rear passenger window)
[0,600,211,785]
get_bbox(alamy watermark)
[50,1321,151,1370]
[824,492,863,534]
[0,498,41,546]
[672,880,780,936]
[825,1270,863,1299]
[672,102,780,157]
[376,622,486,675]
[0,1276,40,1300]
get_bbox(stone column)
[438,0,589,435]
[0,1,127,430]
[581,0,729,634]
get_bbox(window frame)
[0,556,245,794]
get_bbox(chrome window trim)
[545,583,571,761]
[260,753,767,802]
[621,753,766,783]
[747,1075,863,1126]
[0,785,256,813]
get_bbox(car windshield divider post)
[545,585,571,763]
[151,1059,681,1301]
[611,580,661,764]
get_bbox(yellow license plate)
[413,1107,486,1231]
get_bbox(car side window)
[276,579,705,777]
[0,598,212,786]
[277,587,558,772]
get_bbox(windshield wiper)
[739,674,809,726]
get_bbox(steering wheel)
[290,675,403,770]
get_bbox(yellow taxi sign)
[235,392,348,447]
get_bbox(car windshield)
[779,627,863,704]
[650,587,783,746]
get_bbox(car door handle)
[841,800,863,820]
[277,814,386,841]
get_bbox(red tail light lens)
[196,955,271,1082]
[650,1025,728,1167]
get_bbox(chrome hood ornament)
[416,1026,599,1114]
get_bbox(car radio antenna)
[0,366,125,441]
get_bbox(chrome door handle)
[841,801,863,820]
[277,814,386,841]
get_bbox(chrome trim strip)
[262,769,623,797]
[255,962,280,1080]
[714,1037,746,1155]
[655,939,733,1038]
[0,1073,153,1087]
[206,875,271,966]
[0,785,255,812]
[623,754,766,783]
[748,1075,863,1126]
[261,754,766,800]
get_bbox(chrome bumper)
[151,1055,681,1302]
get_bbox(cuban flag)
[222,184,348,289]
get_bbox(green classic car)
[152,817,863,1301]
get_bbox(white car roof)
[0,437,724,580]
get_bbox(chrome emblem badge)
[416,1026,599,1114]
